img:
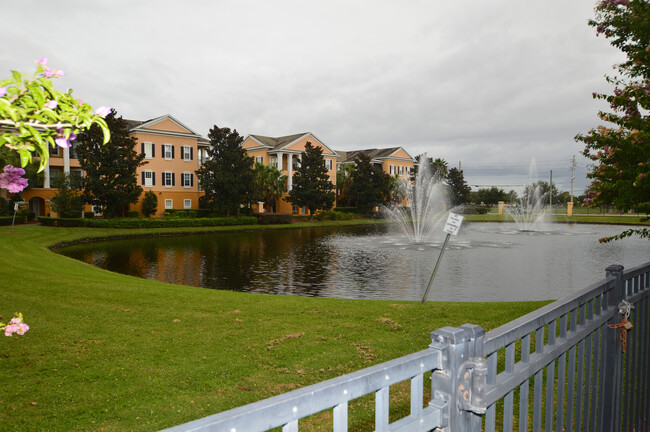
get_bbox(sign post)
[11,202,19,231]
[421,212,464,304]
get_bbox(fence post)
[601,264,625,430]
[430,324,485,432]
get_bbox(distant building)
[336,147,415,180]
[242,132,339,214]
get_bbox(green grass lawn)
[0,217,637,431]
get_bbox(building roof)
[249,133,312,150]
[124,114,207,143]
[338,147,414,164]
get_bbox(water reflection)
[58,223,650,302]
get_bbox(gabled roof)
[126,114,205,140]
[338,147,415,164]
[245,132,340,157]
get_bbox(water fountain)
[382,154,447,244]
[506,159,549,232]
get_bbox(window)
[70,169,83,179]
[256,156,264,164]
[164,199,173,210]
[92,205,103,216]
[182,145,192,161]
[398,166,404,175]
[143,142,154,159]
[163,171,174,187]
[51,146,60,156]
[184,199,192,209]
[164,144,174,160]
[182,172,193,188]
[270,156,278,169]
[389,165,395,175]
[143,170,154,187]
[324,159,332,171]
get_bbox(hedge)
[0,216,13,226]
[315,210,358,221]
[256,213,293,225]
[457,205,490,215]
[37,216,257,228]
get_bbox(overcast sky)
[3,0,625,195]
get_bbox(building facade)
[242,132,339,214]
[22,114,210,217]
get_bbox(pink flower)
[43,69,55,78]
[0,87,6,97]
[45,100,58,109]
[4,324,18,337]
[0,165,29,193]
[640,174,645,179]
[36,57,48,66]
[54,69,65,78]
[95,106,111,118]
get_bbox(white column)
[63,147,70,175]
[287,153,293,191]
[44,158,51,188]
[276,152,283,171]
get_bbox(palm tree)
[252,162,286,212]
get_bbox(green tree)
[50,173,84,218]
[141,190,158,218]
[196,125,254,217]
[75,109,146,218]
[576,0,649,241]
[411,155,448,183]
[522,181,561,207]
[446,167,471,207]
[336,163,355,207]
[471,187,508,206]
[252,162,286,212]
[286,141,335,217]
[348,153,393,214]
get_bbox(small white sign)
[14,203,19,211]
[443,212,464,236]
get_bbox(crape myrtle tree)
[251,162,286,212]
[576,0,650,241]
[196,125,254,217]
[141,190,158,218]
[50,173,84,218]
[446,167,471,207]
[336,163,355,207]
[75,109,146,218]
[0,57,110,336]
[286,141,335,217]
[348,152,393,214]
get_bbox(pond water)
[58,223,650,302]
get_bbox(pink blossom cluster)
[35,57,64,78]
[54,127,76,149]
[0,86,6,97]
[0,165,28,193]
[4,316,29,337]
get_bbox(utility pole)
[458,161,461,170]
[570,155,575,204]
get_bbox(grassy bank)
[0,218,626,431]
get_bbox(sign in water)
[421,212,464,304]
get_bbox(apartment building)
[22,114,209,217]
[336,147,415,180]
[242,132,339,214]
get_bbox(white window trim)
[184,199,192,209]
[92,205,103,216]
[256,156,264,164]
[182,172,192,188]
[164,199,173,210]
[183,145,191,162]
[144,170,153,187]
[164,144,173,160]
[144,142,153,160]
[164,171,173,188]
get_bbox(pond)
[57,223,650,302]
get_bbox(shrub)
[315,210,356,221]
[457,205,489,215]
[333,207,358,214]
[257,213,292,225]
[141,190,158,218]
[0,216,13,226]
[37,216,257,228]
[126,210,139,218]
[84,211,95,219]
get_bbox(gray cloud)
[1,0,623,194]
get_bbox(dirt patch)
[267,332,305,350]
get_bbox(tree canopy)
[251,162,286,212]
[75,109,145,218]
[196,125,254,216]
[576,0,650,241]
[348,153,393,214]
[446,167,471,207]
[286,142,335,216]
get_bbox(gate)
[162,262,650,431]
